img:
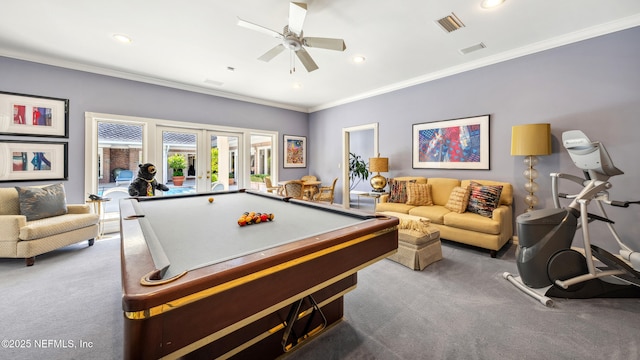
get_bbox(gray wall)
[309,26,640,252]
[0,57,309,203]
[1,26,638,253]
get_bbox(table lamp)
[369,155,389,192]
[511,123,552,211]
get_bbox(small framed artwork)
[0,91,69,138]
[283,135,307,168]
[0,140,68,182]
[412,115,490,170]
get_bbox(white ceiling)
[2,0,640,113]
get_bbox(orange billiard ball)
[208,197,214,203]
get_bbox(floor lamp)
[511,123,552,211]
[369,155,389,192]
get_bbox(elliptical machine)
[504,130,640,306]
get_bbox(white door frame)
[341,123,379,208]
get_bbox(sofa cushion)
[388,179,416,203]
[19,213,99,241]
[466,182,503,218]
[375,201,416,214]
[16,184,68,221]
[426,178,462,206]
[406,183,433,206]
[443,211,501,235]
[445,186,470,213]
[408,205,451,225]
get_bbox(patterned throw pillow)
[467,182,503,218]
[445,186,470,213]
[16,183,68,221]
[388,179,415,203]
[406,183,433,206]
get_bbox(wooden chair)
[283,180,306,200]
[301,175,319,199]
[313,178,338,204]
[264,176,281,195]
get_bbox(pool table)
[119,190,398,359]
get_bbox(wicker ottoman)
[379,212,442,270]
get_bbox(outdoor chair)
[115,170,134,185]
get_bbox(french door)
[157,127,242,193]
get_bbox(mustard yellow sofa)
[376,177,513,257]
[0,185,99,266]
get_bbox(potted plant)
[349,152,369,190]
[167,153,187,186]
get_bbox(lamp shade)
[369,157,389,172]
[511,123,552,156]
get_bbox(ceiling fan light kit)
[237,1,346,73]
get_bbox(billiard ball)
[208,197,214,203]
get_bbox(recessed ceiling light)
[353,55,366,63]
[292,82,302,89]
[480,0,505,9]
[113,34,132,43]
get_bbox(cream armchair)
[0,185,99,266]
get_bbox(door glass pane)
[250,134,274,191]
[163,130,197,195]
[210,134,239,191]
[97,122,143,215]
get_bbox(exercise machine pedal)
[591,245,640,286]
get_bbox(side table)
[350,191,388,209]
[87,197,111,238]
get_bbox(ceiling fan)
[237,2,346,73]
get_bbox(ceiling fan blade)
[258,44,285,62]
[288,2,307,35]
[295,48,319,72]
[237,17,283,39]
[303,37,347,51]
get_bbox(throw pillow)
[387,179,416,203]
[445,186,470,213]
[467,182,503,218]
[406,183,433,206]
[16,183,68,221]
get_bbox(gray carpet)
[1,237,639,360]
[0,237,122,360]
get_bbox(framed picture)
[0,140,68,182]
[0,91,69,138]
[283,135,307,168]
[412,115,490,170]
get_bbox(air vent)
[459,42,486,55]
[436,12,465,33]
